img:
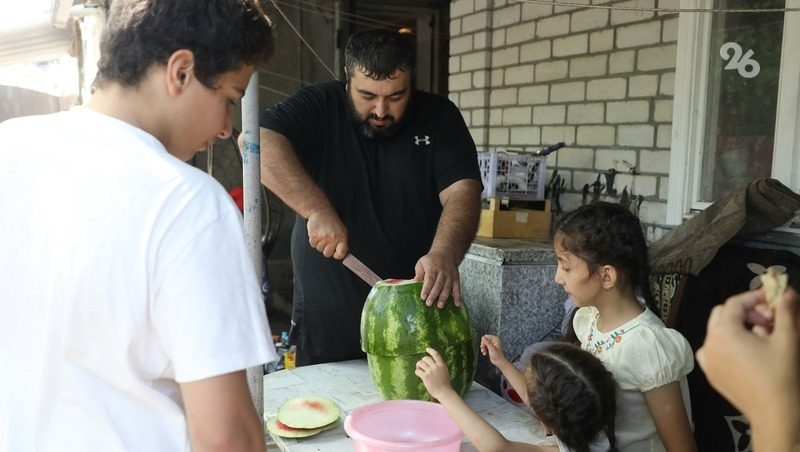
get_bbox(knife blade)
[342,253,383,287]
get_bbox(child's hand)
[415,347,455,400]
[480,335,510,367]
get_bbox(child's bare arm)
[481,335,529,405]
[644,382,697,452]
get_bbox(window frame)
[667,0,800,225]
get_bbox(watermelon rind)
[367,335,477,401]
[276,395,341,429]
[361,279,473,356]
[265,416,338,438]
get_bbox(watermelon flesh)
[276,395,341,429]
[360,279,477,401]
[265,416,338,438]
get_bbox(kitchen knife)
[342,253,383,287]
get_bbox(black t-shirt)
[260,80,481,359]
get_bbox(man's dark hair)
[343,29,415,81]
[94,0,274,89]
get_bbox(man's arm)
[180,370,265,452]
[415,178,482,307]
[259,127,348,259]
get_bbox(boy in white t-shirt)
[0,1,277,451]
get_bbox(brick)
[656,124,672,149]
[533,105,566,124]
[490,87,517,106]
[459,108,471,126]
[472,70,487,88]
[505,64,535,85]
[490,68,505,87]
[489,127,510,146]
[449,55,460,73]
[461,51,489,71]
[448,92,459,105]
[638,44,677,71]
[460,89,487,108]
[537,14,571,38]
[475,0,489,11]
[535,60,569,82]
[450,0,475,19]
[551,81,586,102]
[609,50,635,73]
[449,72,472,91]
[510,126,542,145]
[607,100,650,123]
[489,108,502,125]
[639,200,667,225]
[570,54,607,78]
[662,17,679,42]
[491,47,520,68]
[610,0,655,25]
[519,85,549,105]
[628,74,659,97]
[654,99,673,122]
[450,35,473,55]
[520,40,552,63]
[660,72,674,95]
[507,22,536,45]
[617,21,661,49]
[596,149,636,171]
[572,171,602,192]
[553,33,589,57]
[633,176,658,197]
[463,12,490,33]
[659,175,669,199]
[617,124,655,147]
[542,126,576,145]
[586,78,627,100]
[474,31,489,50]
[577,125,615,145]
[657,0,681,16]
[469,127,486,146]
[493,4,521,27]
[492,29,506,47]
[589,29,614,53]
[450,19,462,38]
[555,0,591,13]
[470,109,486,126]
[640,149,670,173]
[567,103,604,124]
[521,2,553,20]
[502,106,532,125]
[556,146,594,168]
[571,9,609,32]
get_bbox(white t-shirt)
[574,306,694,452]
[0,107,277,451]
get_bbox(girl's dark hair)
[553,202,660,317]
[527,343,618,452]
[344,29,415,81]
[95,0,274,89]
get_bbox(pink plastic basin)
[344,400,462,452]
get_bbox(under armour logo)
[414,135,431,146]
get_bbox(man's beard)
[346,92,404,139]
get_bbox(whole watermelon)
[360,278,477,401]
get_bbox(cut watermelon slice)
[277,395,341,429]
[265,416,337,438]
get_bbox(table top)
[263,359,548,451]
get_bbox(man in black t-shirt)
[259,29,482,365]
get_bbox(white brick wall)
[449,0,679,225]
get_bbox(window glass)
[701,0,783,201]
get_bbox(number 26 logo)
[720,42,760,78]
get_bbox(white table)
[263,359,549,451]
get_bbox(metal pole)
[241,71,265,421]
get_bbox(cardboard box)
[477,198,551,239]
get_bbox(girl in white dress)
[553,202,697,452]
[416,341,618,452]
